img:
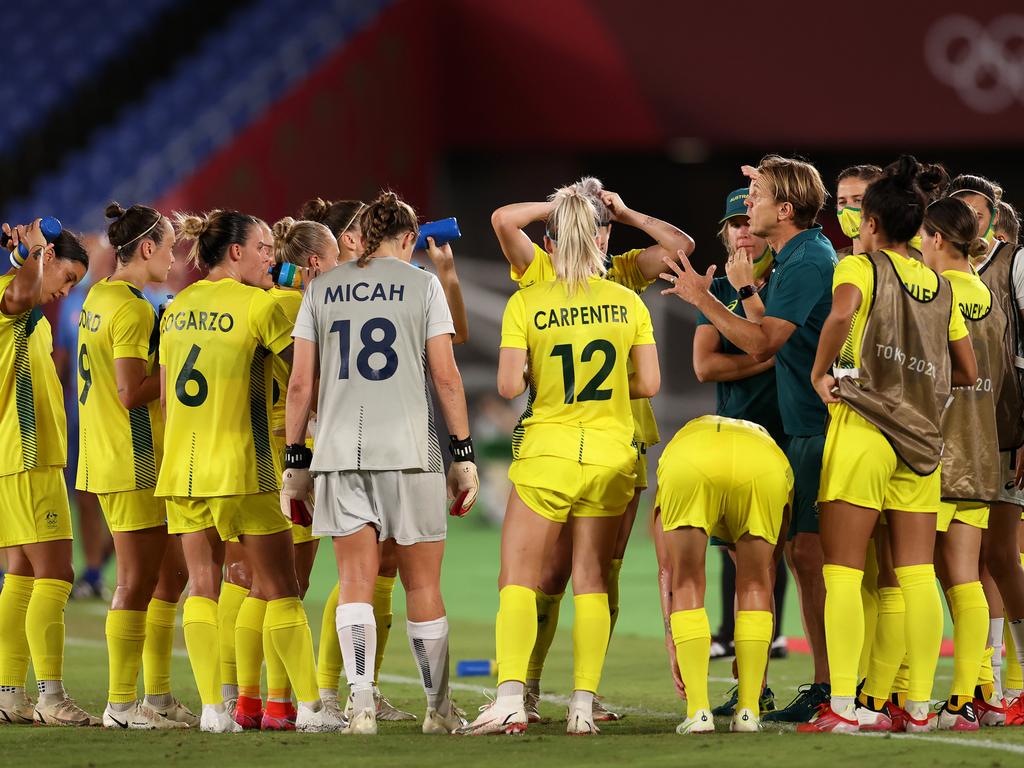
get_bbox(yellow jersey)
[835,250,968,368]
[156,279,294,497]
[943,269,991,322]
[501,276,656,469]
[511,244,660,445]
[76,279,163,492]
[267,287,302,436]
[0,274,66,476]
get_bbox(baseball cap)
[719,188,750,224]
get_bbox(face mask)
[837,206,862,240]
[982,217,995,244]
[909,235,923,253]
[753,245,774,281]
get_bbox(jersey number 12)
[550,340,615,403]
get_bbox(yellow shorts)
[0,467,73,547]
[819,403,940,513]
[98,488,166,532]
[656,416,792,545]
[165,492,290,540]
[510,456,635,524]
[937,501,989,533]
[291,523,316,545]
[634,444,649,490]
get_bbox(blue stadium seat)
[5,0,392,231]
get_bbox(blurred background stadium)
[6,0,1024,658]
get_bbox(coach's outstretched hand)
[659,252,715,306]
[447,461,479,517]
[281,443,315,526]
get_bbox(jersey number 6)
[175,344,209,407]
[550,339,616,404]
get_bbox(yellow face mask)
[753,245,774,281]
[837,206,862,240]
[909,234,923,253]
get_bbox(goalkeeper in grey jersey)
[282,191,479,736]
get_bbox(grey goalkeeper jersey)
[293,257,454,473]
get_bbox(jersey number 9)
[550,340,616,404]
[330,317,399,381]
[78,343,92,405]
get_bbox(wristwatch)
[737,284,757,300]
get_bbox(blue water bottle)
[415,217,461,250]
[456,659,497,677]
[4,216,62,267]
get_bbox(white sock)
[319,688,338,701]
[830,695,854,715]
[990,618,1005,698]
[336,602,376,712]
[144,693,173,709]
[1009,618,1024,678]
[496,680,524,701]
[221,683,239,701]
[107,700,133,712]
[407,616,450,710]
[0,685,25,696]
[37,680,65,700]
[570,690,594,711]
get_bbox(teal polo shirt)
[761,226,837,437]
[696,275,786,445]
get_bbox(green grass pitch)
[7,516,1024,766]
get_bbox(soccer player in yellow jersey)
[463,185,660,735]
[803,158,978,733]
[0,222,96,726]
[490,177,691,721]
[77,203,194,729]
[157,209,343,733]
[226,216,342,731]
[655,415,793,734]
[918,196,1003,730]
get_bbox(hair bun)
[916,164,950,200]
[574,176,604,198]
[300,197,329,222]
[105,202,127,220]
[272,216,295,249]
[173,211,210,240]
[893,154,921,184]
[967,237,989,258]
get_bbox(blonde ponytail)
[546,186,605,295]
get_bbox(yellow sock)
[862,587,905,701]
[372,575,396,684]
[1008,614,1024,691]
[860,543,880,680]
[263,619,290,703]
[671,608,711,715]
[978,644,995,691]
[573,593,610,692]
[947,581,989,699]
[317,582,342,692]
[1008,553,1024,692]
[823,564,864,698]
[734,610,772,713]
[183,596,221,705]
[105,609,146,703]
[265,597,318,703]
[895,564,942,703]
[892,656,910,704]
[217,582,248,689]
[496,585,537,684]
[235,597,267,700]
[0,574,33,687]
[608,559,623,637]
[526,591,564,680]
[26,578,71,682]
[143,598,177,696]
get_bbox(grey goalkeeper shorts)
[312,469,447,545]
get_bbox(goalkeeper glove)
[281,443,314,526]
[446,435,479,517]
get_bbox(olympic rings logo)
[925,15,1024,113]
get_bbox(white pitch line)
[854,731,1024,755]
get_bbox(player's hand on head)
[740,164,760,182]
[446,460,479,517]
[599,190,627,221]
[659,252,715,305]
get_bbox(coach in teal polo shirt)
[662,157,836,722]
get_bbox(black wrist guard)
[284,443,312,469]
[448,434,475,463]
[737,284,757,300]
